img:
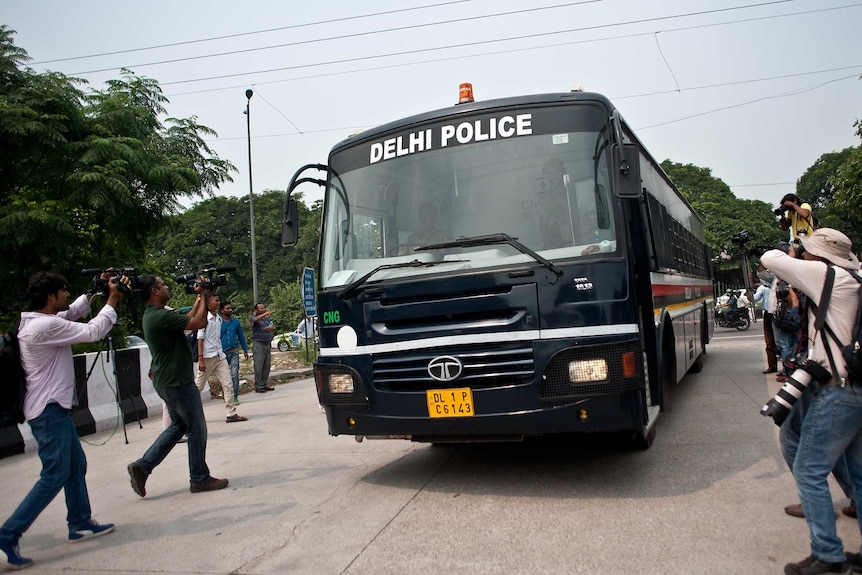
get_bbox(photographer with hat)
[762,229,862,574]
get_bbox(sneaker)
[127,462,148,498]
[226,414,248,423]
[264,386,275,391]
[68,520,114,543]
[233,399,240,406]
[784,555,850,574]
[189,476,229,493]
[846,552,862,574]
[0,539,33,570]
[843,504,858,519]
[785,503,806,518]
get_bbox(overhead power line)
[30,0,474,64]
[153,0,806,87]
[69,0,603,75]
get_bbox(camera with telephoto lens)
[760,355,834,425]
[731,230,750,245]
[174,263,237,294]
[775,280,790,301]
[82,267,142,296]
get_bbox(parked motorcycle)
[715,309,751,331]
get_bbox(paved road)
[1,329,858,574]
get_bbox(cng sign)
[302,267,316,317]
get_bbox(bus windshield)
[320,105,616,289]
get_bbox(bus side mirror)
[615,143,641,198]
[281,199,299,247]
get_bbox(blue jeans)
[136,382,210,485]
[780,384,855,501]
[793,384,862,562]
[777,330,798,375]
[225,350,240,398]
[0,403,92,544]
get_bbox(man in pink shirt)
[0,271,127,570]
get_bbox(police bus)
[282,85,713,448]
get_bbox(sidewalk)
[0,372,333,575]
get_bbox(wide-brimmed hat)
[800,228,860,270]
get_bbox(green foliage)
[827,119,862,252]
[660,161,784,264]
[146,189,322,337]
[0,27,235,330]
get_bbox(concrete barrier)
[0,345,168,459]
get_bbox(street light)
[245,88,259,304]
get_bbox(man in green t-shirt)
[126,276,229,497]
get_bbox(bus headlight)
[329,373,355,393]
[568,359,608,383]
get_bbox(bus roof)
[329,91,616,155]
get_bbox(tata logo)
[428,356,463,382]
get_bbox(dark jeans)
[253,341,271,391]
[135,382,210,485]
[762,312,778,370]
[0,403,92,543]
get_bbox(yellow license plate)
[427,388,474,418]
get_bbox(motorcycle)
[715,308,751,331]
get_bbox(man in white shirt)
[0,271,127,570]
[195,294,247,423]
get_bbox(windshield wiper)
[416,233,563,277]
[337,260,446,300]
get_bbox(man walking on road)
[0,271,127,570]
[127,276,229,499]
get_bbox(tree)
[0,27,235,328]
[660,161,784,262]
[147,190,322,327]
[828,120,862,251]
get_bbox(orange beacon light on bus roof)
[458,83,474,104]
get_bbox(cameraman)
[126,276,229,498]
[0,270,127,569]
[761,229,862,574]
[776,193,815,246]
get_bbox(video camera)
[82,267,142,296]
[174,263,237,294]
[731,230,750,246]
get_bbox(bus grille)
[540,340,644,401]
[373,343,534,391]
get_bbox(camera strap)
[811,266,845,386]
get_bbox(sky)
[3,0,862,210]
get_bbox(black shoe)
[845,552,862,574]
[127,462,148,498]
[763,367,778,374]
[784,555,850,574]
[264,386,275,391]
[255,388,267,393]
[190,476,229,493]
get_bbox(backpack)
[0,322,26,426]
[187,330,199,362]
[814,267,862,383]
[774,298,803,334]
